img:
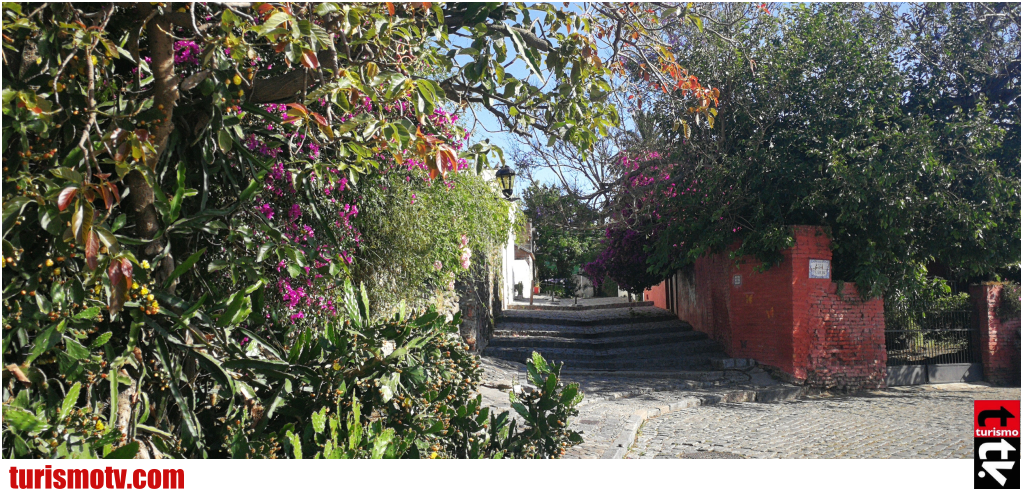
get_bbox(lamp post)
[495,166,516,199]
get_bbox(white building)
[501,209,534,307]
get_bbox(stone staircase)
[484,305,729,371]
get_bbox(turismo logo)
[974,400,1020,489]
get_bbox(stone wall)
[455,255,502,353]
[971,284,1021,386]
[653,225,887,390]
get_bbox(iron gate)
[884,283,980,384]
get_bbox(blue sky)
[449,2,613,190]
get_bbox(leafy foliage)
[598,3,1020,299]
[353,168,509,315]
[521,182,600,286]
[1,2,620,458]
[998,283,1021,324]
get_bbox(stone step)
[496,306,678,328]
[488,330,709,350]
[484,349,721,371]
[493,320,694,339]
[506,301,654,311]
[483,338,722,362]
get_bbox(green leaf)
[154,336,202,441]
[187,349,236,413]
[39,205,62,235]
[64,337,91,360]
[90,331,113,348]
[168,161,188,222]
[239,178,261,202]
[73,307,101,320]
[163,247,207,288]
[286,429,303,459]
[511,401,529,420]
[530,351,550,373]
[218,129,233,153]
[104,441,139,459]
[559,384,579,405]
[216,290,252,328]
[256,11,293,37]
[2,196,32,238]
[508,30,541,76]
[26,325,59,365]
[3,407,47,433]
[61,382,82,417]
[311,407,328,434]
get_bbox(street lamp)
[495,166,516,199]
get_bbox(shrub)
[1,1,615,460]
[352,169,510,316]
[3,280,584,459]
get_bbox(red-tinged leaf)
[282,115,303,125]
[57,187,78,211]
[310,112,328,127]
[108,266,127,314]
[99,185,113,209]
[286,103,308,116]
[386,2,395,15]
[438,146,458,172]
[257,3,274,16]
[115,141,128,162]
[432,151,447,180]
[83,187,96,203]
[301,49,319,69]
[317,122,335,140]
[108,259,123,287]
[275,41,287,53]
[107,182,121,204]
[120,258,133,291]
[85,230,99,270]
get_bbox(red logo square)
[975,400,1021,437]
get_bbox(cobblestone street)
[627,384,1021,459]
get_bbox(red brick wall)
[802,282,887,390]
[971,284,1022,386]
[727,250,794,373]
[656,225,887,390]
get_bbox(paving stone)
[627,384,1020,459]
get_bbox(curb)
[599,385,807,459]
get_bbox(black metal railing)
[884,328,977,366]
[884,282,977,366]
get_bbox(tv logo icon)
[974,400,1020,489]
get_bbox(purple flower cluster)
[174,41,201,65]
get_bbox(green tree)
[619,3,1019,299]
[1,1,631,458]
[523,180,601,288]
[521,182,601,290]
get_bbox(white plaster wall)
[513,260,533,299]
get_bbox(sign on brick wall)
[809,259,831,279]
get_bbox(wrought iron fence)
[884,282,977,366]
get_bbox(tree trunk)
[125,5,178,288]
